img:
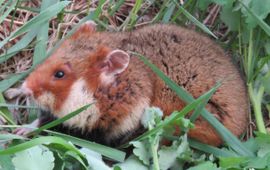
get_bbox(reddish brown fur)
[25,24,249,146]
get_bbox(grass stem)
[248,83,267,133]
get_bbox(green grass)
[0,0,270,169]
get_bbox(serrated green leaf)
[114,155,148,170]
[159,135,190,170]
[80,148,111,170]
[239,0,270,36]
[12,145,55,170]
[220,0,241,31]
[141,107,163,129]
[130,141,151,165]
[245,0,270,29]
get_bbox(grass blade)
[0,136,83,157]
[0,71,31,92]
[108,0,125,16]
[29,104,91,135]
[47,130,126,162]
[0,133,26,141]
[32,1,56,65]
[0,0,16,24]
[172,0,217,39]
[189,139,238,157]
[162,1,175,23]
[0,93,15,125]
[0,1,70,50]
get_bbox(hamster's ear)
[97,49,129,85]
[98,49,130,75]
[71,21,96,39]
[104,50,130,75]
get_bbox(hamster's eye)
[54,71,65,79]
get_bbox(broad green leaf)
[245,154,270,169]
[245,0,270,29]
[12,145,55,170]
[159,135,190,170]
[196,0,212,10]
[219,157,248,169]
[64,150,88,170]
[80,148,111,170]
[187,161,219,170]
[0,145,14,170]
[239,0,270,36]
[114,155,148,170]
[220,0,241,31]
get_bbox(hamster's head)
[22,21,131,130]
[22,55,77,112]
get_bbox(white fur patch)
[99,72,115,86]
[108,97,150,139]
[36,91,55,111]
[56,79,100,131]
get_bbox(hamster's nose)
[21,82,33,97]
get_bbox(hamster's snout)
[21,82,33,97]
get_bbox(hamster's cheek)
[55,78,100,130]
[35,91,56,111]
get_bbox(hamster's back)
[116,24,248,145]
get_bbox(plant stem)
[148,123,160,170]
[151,139,160,170]
[248,83,267,133]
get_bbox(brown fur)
[25,24,248,146]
